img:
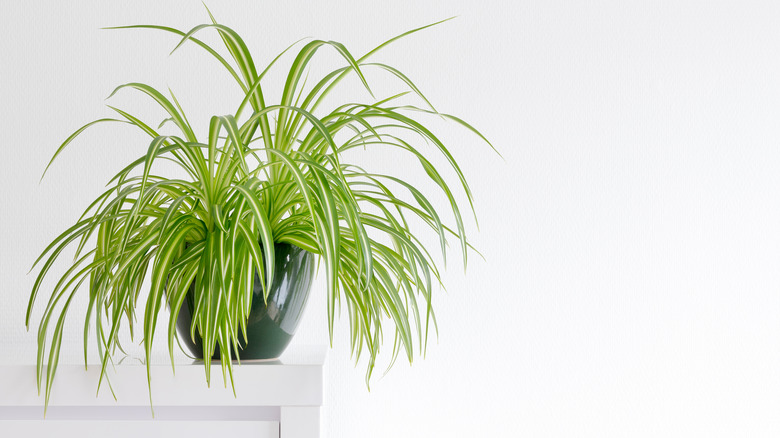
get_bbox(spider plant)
[26,9,495,413]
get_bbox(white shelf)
[0,345,327,438]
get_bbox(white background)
[3,0,780,436]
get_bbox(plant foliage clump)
[26,10,495,412]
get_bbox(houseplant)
[26,9,495,412]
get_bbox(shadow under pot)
[175,242,315,361]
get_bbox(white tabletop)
[0,345,327,408]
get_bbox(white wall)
[3,0,780,436]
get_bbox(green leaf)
[233,183,275,298]
[41,118,125,181]
[107,83,196,142]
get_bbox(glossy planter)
[175,242,315,360]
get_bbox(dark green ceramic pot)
[175,242,315,360]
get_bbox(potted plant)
[26,9,495,412]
